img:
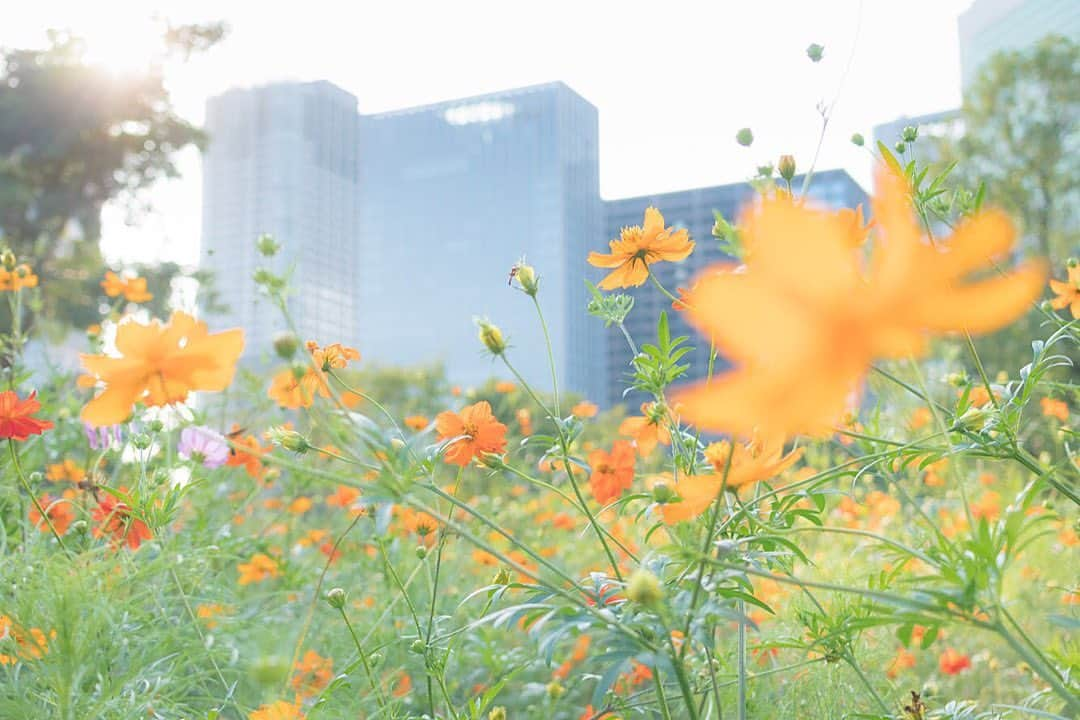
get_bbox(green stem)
[531,295,560,417]
[338,606,388,711]
[10,440,70,555]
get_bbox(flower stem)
[10,440,70,556]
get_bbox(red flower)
[92,489,152,550]
[0,391,53,441]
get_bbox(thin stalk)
[10,440,70,555]
[737,600,747,720]
[531,295,560,417]
[338,606,388,711]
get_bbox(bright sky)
[4,0,974,266]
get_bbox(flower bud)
[777,154,796,182]
[409,639,426,655]
[901,125,918,143]
[326,587,346,609]
[806,43,824,62]
[475,318,507,356]
[652,482,675,504]
[894,141,906,155]
[493,568,511,586]
[511,259,539,296]
[1067,257,1078,270]
[273,332,299,359]
[148,419,164,433]
[489,708,507,720]
[256,234,281,257]
[546,681,565,699]
[735,128,754,147]
[0,249,15,271]
[415,545,428,560]
[132,433,152,450]
[850,133,864,147]
[266,426,310,454]
[626,569,663,607]
[391,438,406,451]
[368,651,382,667]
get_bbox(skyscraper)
[358,83,606,402]
[603,170,868,408]
[958,0,1080,89]
[200,81,361,358]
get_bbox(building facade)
[958,0,1080,89]
[201,81,362,359]
[603,170,868,408]
[358,83,606,402]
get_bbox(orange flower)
[288,497,313,515]
[938,647,971,675]
[404,415,429,430]
[80,311,243,426]
[1048,261,1079,318]
[516,407,533,436]
[291,650,333,699]
[587,440,636,504]
[398,507,440,545]
[238,553,280,585]
[1040,397,1068,422]
[618,402,672,458]
[0,264,39,292]
[91,489,152,550]
[834,203,873,247]
[589,207,694,289]
[971,490,1001,522]
[28,493,74,535]
[494,380,517,394]
[966,385,997,408]
[662,434,802,524]
[434,401,508,466]
[306,341,360,371]
[249,700,305,720]
[101,271,152,303]
[908,407,932,431]
[0,616,53,665]
[571,401,598,419]
[326,485,363,514]
[674,169,1045,438]
[268,366,328,409]
[46,459,86,484]
[886,648,917,679]
[392,673,412,698]
[923,458,948,487]
[0,390,53,441]
[227,430,270,480]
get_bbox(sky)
[4,0,975,266]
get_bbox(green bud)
[511,259,539,296]
[777,154,796,182]
[894,141,906,155]
[475,318,507,356]
[273,332,299,359]
[148,419,165,433]
[415,545,428,560]
[132,433,152,450]
[266,426,310,454]
[546,681,565,699]
[806,43,824,62]
[409,639,426,655]
[488,708,507,720]
[850,133,865,147]
[0,249,16,271]
[1067,257,1078,270]
[256,234,281,257]
[735,128,754,147]
[325,587,346,610]
[368,652,383,668]
[652,482,675,504]
[626,568,664,607]
[901,125,918,143]
[493,568,511,586]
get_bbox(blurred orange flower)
[404,415,429,430]
[1048,261,1079,318]
[0,390,54,441]
[571,401,598,418]
[28,493,74,535]
[237,553,280,585]
[101,270,152,303]
[268,366,328,409]
[0,264,38,292]
[291,650,332,699]
[674,169,1045,438]
[46,459,86,484]
[618,402,672,458]
[587,440,636,504]
[80,311,243,426]
[249,700,305,720]
[938,647,971,675]
[435,401,508,466]
[588,207,694,289]
[92,488,151,550]
[662,434,801,524]
[1041,397,1068,422]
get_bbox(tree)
[0,24,226,329]
[941,35,1079,260]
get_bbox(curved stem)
[531,295,560,417]
[10,440,70,555]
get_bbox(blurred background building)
[358,83,605,402]
[958,0,1080,88]
[200,81,361,359]
[603,170,868,407]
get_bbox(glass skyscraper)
[358,83,606,402]
[201,81,362,358]
[603,170,868,408]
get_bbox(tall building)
[958,0,1080,89]
[200,81,361,358]
[358,83,606,402]
[603,170,868,408]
